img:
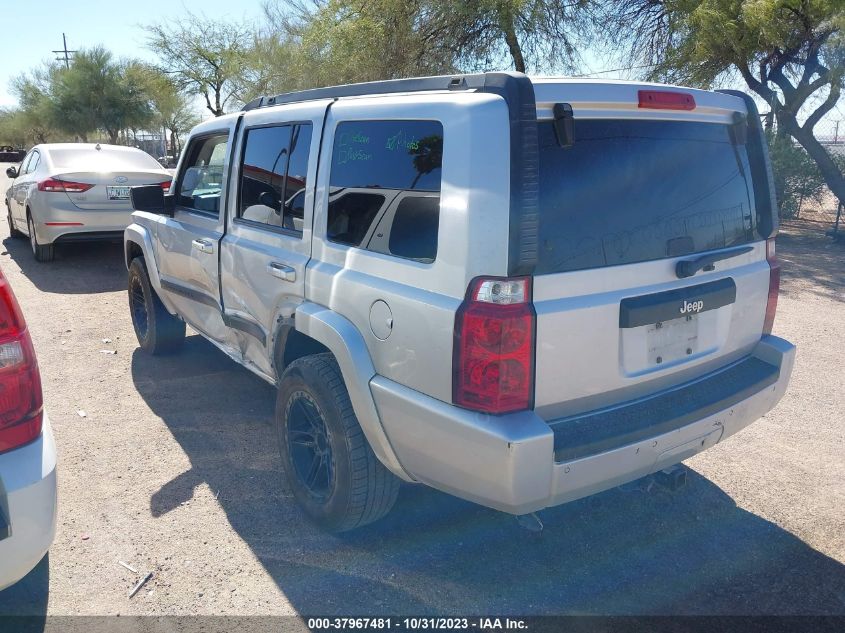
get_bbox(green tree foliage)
[606,0,845,204]
[9,65,60,144]
[246,0,594,97]
[127,65,200,160]
[767,132,827,217]
[11,49,154,143]
[144,13,252,116]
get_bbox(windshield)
[535,119,758,274]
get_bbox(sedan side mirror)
[130,185,175,217]
[5,166,18,178]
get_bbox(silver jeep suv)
[124,72,795,532]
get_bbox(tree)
[252,0,594,97]
[145,13,252,116]
[768,132,827,217]
[10,65,61,144]
[28,47,151,143]
[606,0,845,204]
[142,69,201,160]
[419,0,594,73]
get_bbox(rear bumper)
[0,415,58,591]
[31,196,132,245]
[372,335,795,514]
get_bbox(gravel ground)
[0,164,843,615]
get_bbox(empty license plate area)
[647,315,699,365]
[619,278,736,375]
[106,186,131,200]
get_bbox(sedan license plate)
[647,314,699,366]
[107,186,131,200]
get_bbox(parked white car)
[0,265,56,590]
[4,143,172,262]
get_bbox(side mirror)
[130,185,175,217]
[5,166,18,178]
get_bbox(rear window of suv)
[536,119,758,274]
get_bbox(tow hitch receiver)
[654,464,688,491]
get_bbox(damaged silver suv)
[124,72,795,531]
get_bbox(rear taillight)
[453,277,535,414]
[763,238,780,335]
[0,267,43,454]
[638,90,696,111]
[158,180,172,192]
[38,178,94,193]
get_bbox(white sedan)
[4,144,172,262]
[0,265,56,591]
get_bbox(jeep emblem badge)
[680,300,704,314]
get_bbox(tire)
[128,256,186,355]
[277,353,399,532]
[6,203,23,238]
[27,213,54,262]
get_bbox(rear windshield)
[50,148,162,171]
[536,119,758,274]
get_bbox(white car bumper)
[0,414,57,591]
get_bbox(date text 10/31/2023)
[307,617,529,631]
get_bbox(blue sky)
[0,0,269,108]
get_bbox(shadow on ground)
[2,235,125,294]
[132,336,845,615]
[0,554,49,623]
[778,222,845,303]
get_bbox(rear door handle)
[267,262,296,282]
[191,238,214,254]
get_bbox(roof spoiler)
[716,90,779,239]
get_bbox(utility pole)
[52,33,76,69]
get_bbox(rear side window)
[327,120,442,263]
[536,119,758,274]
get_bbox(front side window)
[238,123,312,233]
[177,134,229,215]
[327,120,443,263]
[25,151,40,174]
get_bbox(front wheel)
[27,214,54,262]
[6,204,23,238]
[277,353,399,532]
[128,257,186,354]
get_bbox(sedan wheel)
[27,214,55,262]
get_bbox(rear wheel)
[277,353,399,532]
[6,203,23,238]
[128,256,186,354]
[27,213,54,262]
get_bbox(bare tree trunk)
[497,8,526,72]
[781,113,845,205]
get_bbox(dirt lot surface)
[0,164,843,615]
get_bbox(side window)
[327,120,443,263]
[238,123,313,233]
[283,125,312,232]
[18,151,34,174]
[177,134,229,215]
[25,151,40,174]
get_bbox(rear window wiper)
[676,245,754,278]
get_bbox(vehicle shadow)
[132,338,845,615]
[1,236,125,295]
[0,553,49,625]
[778,222,845,304]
